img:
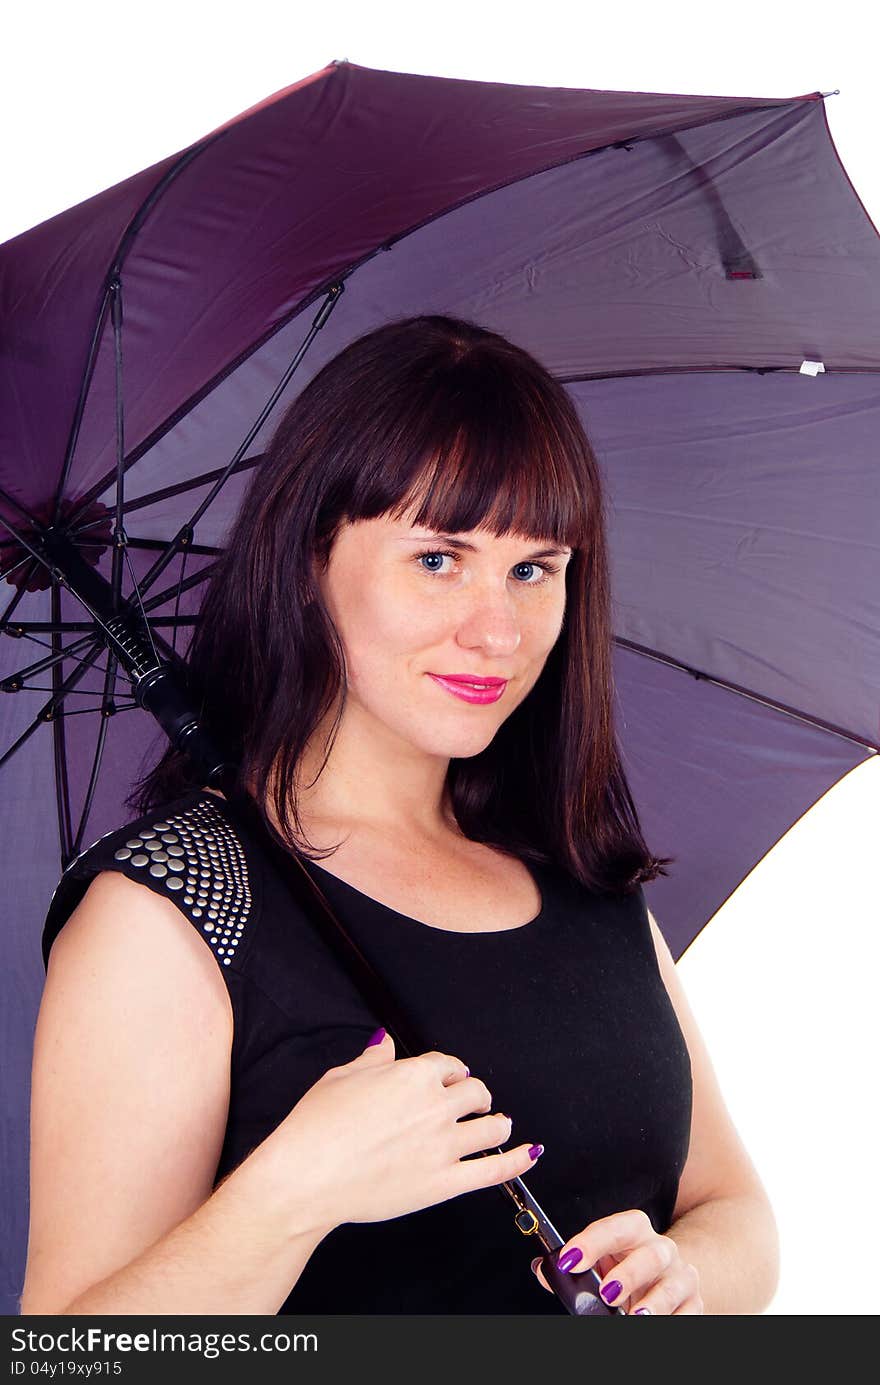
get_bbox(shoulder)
[41,788,259,975]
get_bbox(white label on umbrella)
[799,360,826,375]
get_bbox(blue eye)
[512,561,546,584]
[418,552,449,573]
[415,550,559,584]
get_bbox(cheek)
[524,590,566,650]
[336,577,447,672]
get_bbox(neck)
[273,701,462,844]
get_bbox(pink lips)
[428,673,508,705]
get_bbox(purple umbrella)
[2,60,878,1313]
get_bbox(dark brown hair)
[130,314,673,896]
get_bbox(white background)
[4,0,878,1316]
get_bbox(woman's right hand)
[261,1030,543,1236]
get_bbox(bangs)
[343,355,592,549]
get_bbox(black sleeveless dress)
[41,786,693,1315]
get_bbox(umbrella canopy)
[2,60,878,1311]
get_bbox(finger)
[596,1253,623,1281]
[628,1261,702,1316]
[416,1050,471,1086]
[453,1110,512,1157]
[552,1209,656,1287]
[447,1075,493,1118]
[440,1062,469,1088]
[451,1140,544,1196]
[671,1292,705,1315]
[594,1234,676,1308]
[530,1256,552,1293]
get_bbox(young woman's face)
[315,508,573,760]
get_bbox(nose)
[454,584,522,658]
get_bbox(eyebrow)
[399,534,572,559]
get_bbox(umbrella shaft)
[40,528,230,784]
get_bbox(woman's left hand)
[530,1208,704,1314]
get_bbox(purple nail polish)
[557,1247,583,1274]
[367,1027,386,1046]
[600,1279,622,1303]
[528,1143,544,1161]
[633,1308,652,1315]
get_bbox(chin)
[416,727,499,760]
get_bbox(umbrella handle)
[500,1173,623,1315]
[537,1252,623,1315]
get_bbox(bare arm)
[664,1190,780,1316]
[20,871,332,1316]
[646,909,780,1312]
[55,1135,330,1316]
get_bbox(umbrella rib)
[0,511,62,587]
[615,635,880,753]
[0,623,132,683]
[76,536,222,557]
[51,138,220,529]
[9,629,70,655]
[71,691,113,859]
[171,547,188,656]
[51,285,113,529]
[122,283,345,600]
[0,716,56,774]
[22,634,123,670]
[0,484,44,532]
[50,581,74,861]
[20,655,120,681]
[0,554,36,584]
[64,273,342,552]
[54,702,137,718]
[558,365,880,383]
[109,277,127,617]
[0,563,36,623]
[0,633,97,685]
[70,457,262,531]
[10,684,126,695]
[0,637,103,773]
[139,558,218,615]
[7,617,198,633]
[118,541,159,666]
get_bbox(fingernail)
[633,1308,652,1315]
[366,1027,386,1046]
[528,1143,544,1161]
[557,1247,583,1274]
[530,1256,542,1273]
[464,1067,470,1077]
[600,1279,622,1303]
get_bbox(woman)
[22,315,778,1316]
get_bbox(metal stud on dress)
[112,798,251,965]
